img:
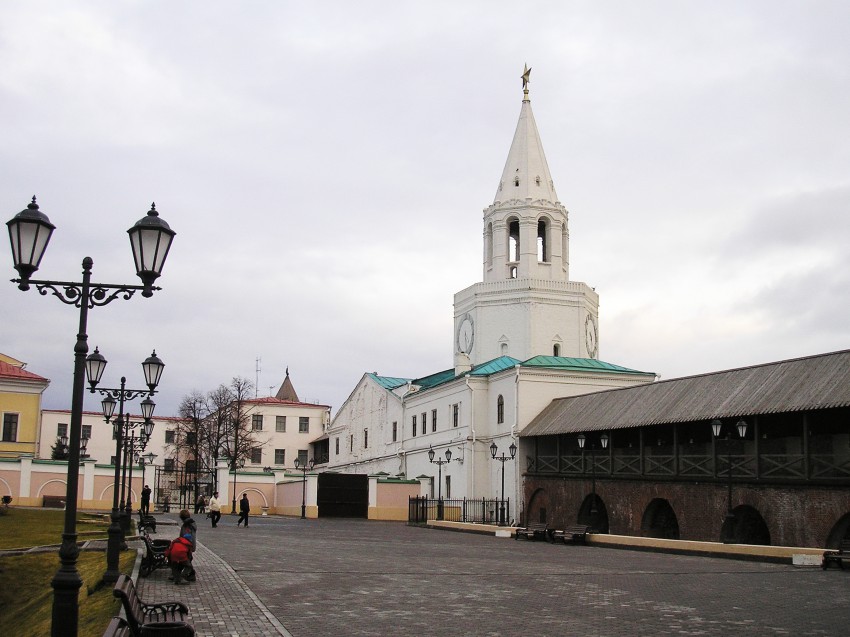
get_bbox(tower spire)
[521,64,531,101]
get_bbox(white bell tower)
[454,68,600,371]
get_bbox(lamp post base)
[103,510,123,583]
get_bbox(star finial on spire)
[521,64,532,100]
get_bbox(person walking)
[195,492,206,515]
[208,491,221,528]
[237,493,250,527]
[140,484,151,515]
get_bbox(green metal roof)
[469,356,523,376]
[367,373,410,390]
[376,356,650,395]
[522,355,648,375]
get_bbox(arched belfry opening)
[508,218,520,264]
[486,222,493,268]
[537,218,548,262]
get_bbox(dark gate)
[154,466,216,513]
[317,473,368,518]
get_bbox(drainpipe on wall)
[514,364,521,524]
[466,374,475,498]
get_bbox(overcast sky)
[2,1,848,418]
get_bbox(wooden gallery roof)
[522,349,850,436]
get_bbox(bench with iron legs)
[113,574,191,637]
[514,522,551,541]
[822,539,850,570]
[550,525,591,545]
[138,510,157,534]
[139,531,171,577]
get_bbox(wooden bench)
[102,617,131,637]
[514,522,551,541]
[113,574,190,637]
[42,495,66,508]
[139,622,196,636]
[138,510,157,534]
[822,539,850,570]
[551,525,591,545]
[139,532,171,577]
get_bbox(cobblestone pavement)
[143,514,850,637]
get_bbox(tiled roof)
[0,359,48,383]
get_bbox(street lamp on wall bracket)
[6,196,174,637]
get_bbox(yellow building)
[0,354,50,458]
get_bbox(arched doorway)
[525,488,549,526]
[824,513,850,548]
[578,493,609,533]
[641,498,680,539]
[722,505,770,545]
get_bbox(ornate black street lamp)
[577,432,608,529]
[489,440,517,526]
[230,454,246,514]
[427,446,452,520]
[293,456,315,519]
[711,418,748,543]
[90,351,162,583]
[6,196,174,637]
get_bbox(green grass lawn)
[0,508,110,550]
[0,508,134,636]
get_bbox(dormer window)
[514,177,520,187]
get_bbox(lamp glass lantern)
[143,419,154,438]
[101,395,117,421]
[85,347,108,389]
[140,397,155,420]
[6,197,55,286]
[59,433,68,448]
[489,441,497,459]
[600,434,609,449]
[737,419,748,439]
[428,446,436,462]
[128,204,176,296]
[508,441,517,459]
[141,351,165,392]
[577,433,586,449]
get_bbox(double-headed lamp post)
[427,446,452,520]
[6,197,174,637]
[577,432,608,528]
[711,418,748,542]
[489,440,517,526]
[294,456,316,519]
[90,350,163,583]
[230,454,246,514]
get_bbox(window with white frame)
[412,415,417,437]
[392,421,397,442]
[421,412,427,435]
[364,429,368,449]
[335,437,340,455]
[274,448,285,464]
[57,423,68,438]
[82,424,92,439]
[452,404,459,428]
[276,415,286,432]
[252,414,263,431]
[165,430,175,443]
[299,417,309,433]
[251,447,263,464]
[497,395,504,424]
[431,409,437,432]
[297,449,308,466]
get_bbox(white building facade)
[326,77,656,522]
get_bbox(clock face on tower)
[457,314,475,354]
[585,315,598,358]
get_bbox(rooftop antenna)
[268,385,275,397]
[255,356,261,398]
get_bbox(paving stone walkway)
[135,537,290,637]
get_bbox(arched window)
[508,218,520,263]
[486,222,493,268]
[537,218,548,262]
[497,395,505,424]
[553,344,560,357]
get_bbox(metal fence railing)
[408,496,512,526]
